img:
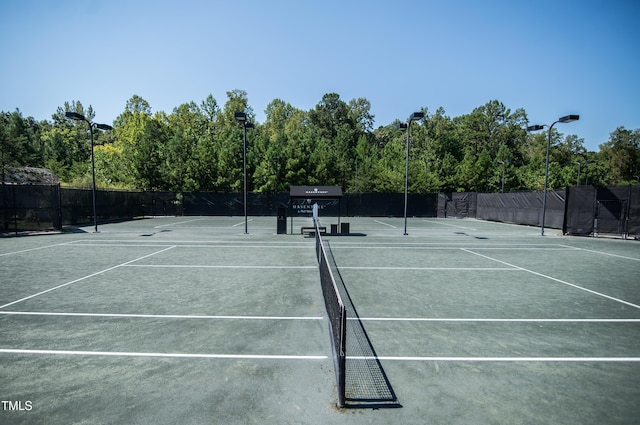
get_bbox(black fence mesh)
[564,186,640,238]
[476,190,566,229]
[60,188,146,225]
[627,187,640,237]
[596,187,630,236]
[1,184,62,233]
[437,192,477,218]
[344,193,437,217]
[564,186,596,235]
[4,185,639,238]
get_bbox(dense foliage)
[2,91,639,192]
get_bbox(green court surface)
[1,216,639,424]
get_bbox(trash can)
[340,222,350,234]
[331,224,338,234]
[277,204,287,234]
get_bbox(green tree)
[307,93,358,189]
[456,100,527,162]
[253,99,299,192]
[373,134,405,192]
[0,111,27,170]
[136,116,169,190]
[438,152,460,192]
[113,95,153,187]
[348,97,375,133]
[38,101,95,183]
[193,95,220,191]
[598,127,640,185]
[167,102,210,191]
[282,109,312,186]
[212,90,252,192]
[350,134,378,192]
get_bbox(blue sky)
[1,0,638,152]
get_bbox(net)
[314,218,400,408]
[314,218,347,408]
[324,240,399,406]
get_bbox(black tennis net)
[324,239,400,407]
[314,218,400,408]
[314,218,347,408]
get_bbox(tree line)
[2,90,639,193]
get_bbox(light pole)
[496,161,506,193]
[272,156,280,193]
[401,111,425,235]
[65,111,113,233]
[571,161,581,186]
[495,159,512,193]
[571,161,593,186]
[527,114,579,236]
[234,112,254,234]
[424,159,432,192]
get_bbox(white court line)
[0,241,77,257]
[233,219,254,227]
[328,246,564,250]
[154,218,207,228]
[328,242,567,248]
[355,317,640,322]
[339,267,517,271]
[175,245,313,249]
[0,311,323,320]
[470,246,577,251]
[0,348,327,360]
[373,220,397,228]
[123,264,316,269]
[558,245,640,262]
[64,243,175,248]
[65,240,312,246]
[422,219,476,230]
[461,248,640,310]
[67,243,314,250]
[0,246,176,309]
[349,355,640,362]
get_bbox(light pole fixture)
[527,114,579,236]
[234,112,253,234]
[65,111,113,233]
[401,111,425,235]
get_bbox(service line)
[0,246,176,309]
[0,348,327,361]
[349,355,640,362]
[461,248,640,310]
[0,311,323,321]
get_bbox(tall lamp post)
[401,111,425,235]
[234,112,254,234]
[65,111,113,233]
[527,114,579,236]
[495,159,512,193]
[571,160,592,186]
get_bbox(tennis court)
[1,216,639,424]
